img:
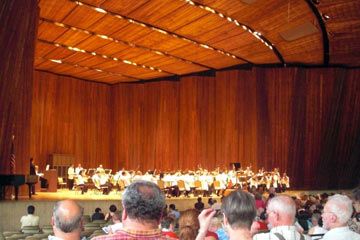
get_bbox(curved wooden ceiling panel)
[35,0,360,84]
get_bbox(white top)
[68,167,75,180]
[20,214,40,229]
[108,222,123,233]
[308,225,327,240]
[253,225,311,240]
[322,226,360,240]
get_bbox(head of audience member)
[109,205,117,213]
[95,208,102,213]
[27,205,35,215]
[266,195,296,228]
[353,189,360,213]
[52,200,84,240]
[161,216,176,232]
[179,209,201,240]
[221,190,256,231]
[208,213,223,233]
[112,213,121,224]
[311,213,322,227]
[197,197,202,203]
[169,204,176,211]
[121,180,165,230]
[322,194,353,230]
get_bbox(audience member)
[253,195,310,240]
[20,205,40,230]
[321,194,360,240]
[195,197,205,211]
[179,209,218,240]
[107,214,122,235]
[93,180,169,239]
[49,200,84,240]
[169,204,181,219]
[254,193,265,210]
[92,208,105,221]
[105,205,120,223]
[308,213,327,240]
[196,190,255,240]
[256,211,268,231]
[161,216,179,239]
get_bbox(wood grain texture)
[0,0,38,175]
[28,67,360,189]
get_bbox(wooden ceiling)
[35,0,360,84]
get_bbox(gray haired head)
[122,180,165,222]
[221,190,256,229]
[53,200,84,233]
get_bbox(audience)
[104,205,120,223]
[253,195,310,240]
[107,213,122,235]
[179,209,218,240]
[93,180,169,239]
[20,205,40,230]
[161,216,179,239]
[50,200,84,240]
[91,208,105,221]
[321,194,360,240]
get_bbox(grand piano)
[0,174,38,200]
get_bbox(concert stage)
[0,188,348,233]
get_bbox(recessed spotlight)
[322,13,330,20]
[312,0,320,4]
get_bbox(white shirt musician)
[75,164,83,175]
[96,164,104,172]
[67,164,75,190]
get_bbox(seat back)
[157,180,165,189]
[194,180,202,188]
[177,180,185,190]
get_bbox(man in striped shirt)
[93,180,173,240]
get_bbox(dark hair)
[122,180,165,222]
[109,205,117,213]
[197,197,202,202]
[221,190,256,229]
[169,204,176,210]
[27,205,35,214]
[353,189,360,202]
[255,193,262,200]
[95,208,101,213]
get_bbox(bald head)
[53,200,83,233]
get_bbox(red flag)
[9,135,15,174]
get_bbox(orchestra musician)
[67,164,75,190]
[75,164,83,175]
[75,170,89,194]
[281,172,290,192]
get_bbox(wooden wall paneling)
[111,84,143,171]
[0,0,38,175]
[179,76,216,171]
[142,81,180,171]
[215,70,241,170]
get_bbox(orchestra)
[65,164,291,196]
